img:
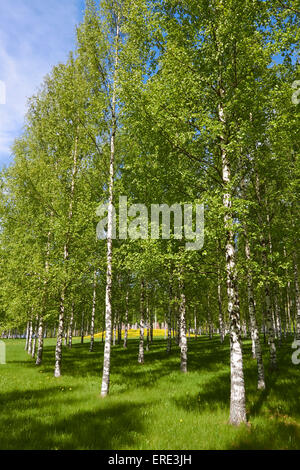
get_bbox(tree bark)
[255,175,277,370]
[25,321,30,351]
[68,302,74,348]
[293,253,300,340]
[35,315,44,366]
[80,311,85,344]
[244,235,265,389]
[31,317,38,358]
[27,320,33,356]
[54,288,65,377]
[124,290,129,348]
[150,304,153,343]
[100,16,120,397]
[207,296,213,340]
[90,270,97,352]
[54,131,78,377]
[179,277,187,373]
[167,283,172,353]
[36,229,51,366]
[219,97,246,425]
[217,273,225,343]
[138,280,145,364]
[146,293,150,351]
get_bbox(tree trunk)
[255,175,277,370]
[286,281,292,335]
[194,308,197,340]
[27,321,33,356]
[68,302,74,348]
[244,235,265,390]
[113,318,116,346]
[293,253,300,340]
[25,321,30,351]
[260,244,277,369]
[100,16,120,397]
[64,328,68,347]
[54,130,78,377]
[167,283,172,353]
[80,311,85,344]
[150,305,153,343]
[36,228,51,365]
[35,316,44,366]
[179,277,187,373]
[146,294,150,351]
[217,275,224,343]
[31,317,38,359]
[274,293,282,346]
[207,296,213,340]
[54,288,65,377]
[138,280,145,364]
[124,290,129,348]
[118,318,122,345]
[219,98,246,425]
[90,270,97,352]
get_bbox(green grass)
[0,335,299,450]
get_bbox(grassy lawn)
[0,335,299,450]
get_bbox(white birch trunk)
[255,175,277,370]
[194,308,197,340]
[150,306,153,343]
[27,321,33,356]
[68,302,74,348]
[90,270,97,352]
[35,316,44,366]
[124,290,129,348]
[36,229,51,366]
[286,281,292,335]
[245,236,265,389]
[179,278,187,373]
[293,253,300,341]
[219,99,246,425]
[54,288,65,377]
[31,317,38,359]
[167,283,172,354]
[100,17,120,397]
[146,294,150,351]
[54,132,78,377]
[80,311,85,344]
[113,319,116,346]
[274,294,282,345]
[138,280,145,364]
[25,321,30,351]
[218,275,224,343]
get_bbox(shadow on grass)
[1,335,299,449]
[0,387,146,449]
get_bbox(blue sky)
[0,0,86,169]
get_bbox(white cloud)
[0,0,84,168]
